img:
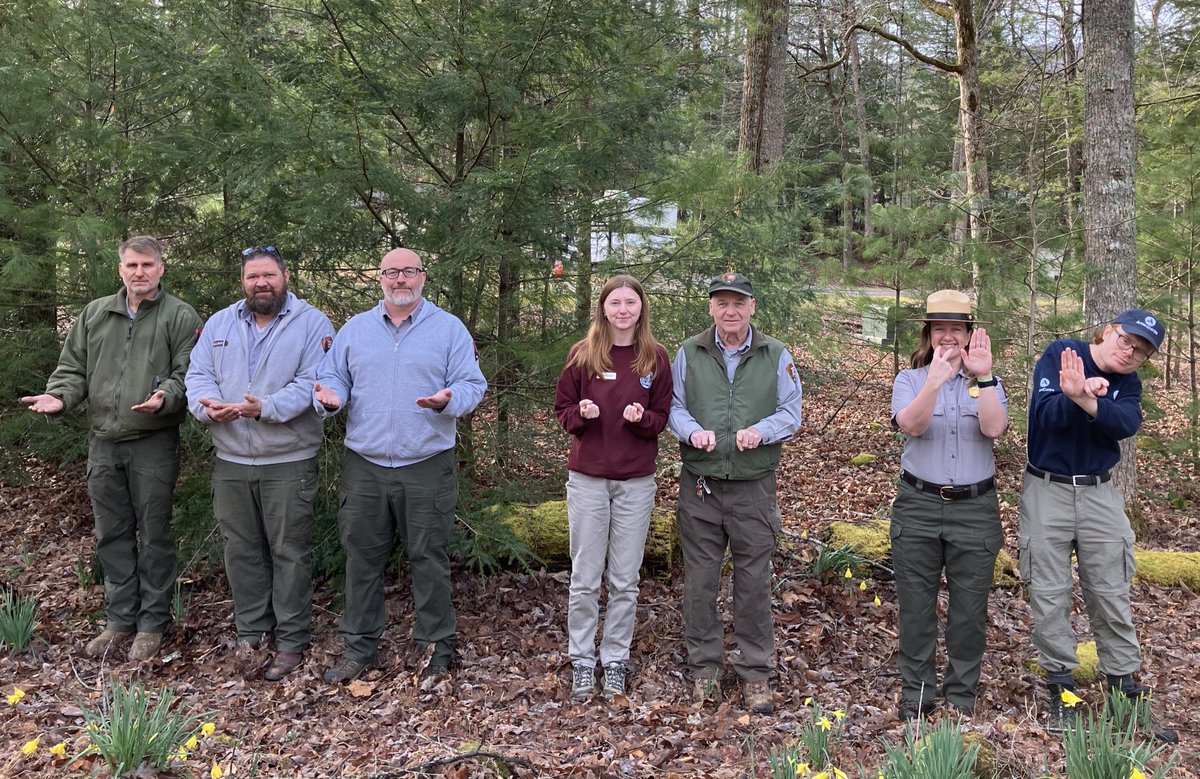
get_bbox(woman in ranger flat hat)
[888,290,1009,720]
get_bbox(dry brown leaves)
[1,355,1198,778]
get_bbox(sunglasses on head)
[242,245,280,258]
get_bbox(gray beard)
[246,290,285,317]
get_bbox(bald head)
[382,247,422,268]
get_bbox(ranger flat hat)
[912,289,985,324]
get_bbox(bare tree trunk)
[738,0,789,171]
[847,22,874,237]
[1082,0,1140,517]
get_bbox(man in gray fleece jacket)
[186,246,334,681]
[314,247,487,684]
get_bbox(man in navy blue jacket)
[1022,308,1175,742]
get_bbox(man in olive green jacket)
[668,272,802,715]
[22,235,201,662]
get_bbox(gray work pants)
[1019,472,1141,680]
[212,457,317,653]
[565,470,656,668]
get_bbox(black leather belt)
[900,470,995,501]
[1025,464,1111,486]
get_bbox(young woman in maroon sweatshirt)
[554,274,673,701]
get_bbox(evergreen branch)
[320,0,452,185]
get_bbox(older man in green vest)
[668,271,802,714]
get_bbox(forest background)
[1,0,1199,776]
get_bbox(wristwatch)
[976,376,998,388]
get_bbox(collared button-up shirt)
[891,367,1007,485]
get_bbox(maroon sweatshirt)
[554,343,673,480]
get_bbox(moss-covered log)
[483,500,679,570]
[826,519,1020,588]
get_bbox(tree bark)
[738,0,789,171]
[1082,0,1140,516]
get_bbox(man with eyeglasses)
[314,248,486,684]
[185,246,334,680]
[1023,308,1176,742]
[21,236,201,662]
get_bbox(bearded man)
[186,245,334,680]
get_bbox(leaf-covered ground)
[2,344,1198,777]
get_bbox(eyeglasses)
[1115,330,1153,361]
[381,266,425,279]
[242,245,279,258]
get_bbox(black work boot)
[1045,682,1081,734]
[1104,674,1179,744]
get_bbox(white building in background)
[589,192,677,263]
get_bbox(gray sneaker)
[571,664,595,701]
[601,663,627,699]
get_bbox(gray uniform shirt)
[891,366,1007,485]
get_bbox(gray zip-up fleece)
[186,292,334,465]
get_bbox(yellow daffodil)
[49,742,66,757]
[801,530,808,539]
[833,768,847,779]
[859,581,867,591]
[1130,768,1146,779]
[185,735,199,750]
[804,696,813,706]
[819,715,833,730]
[201,722,216,737]
[21,738,39,755]
[6,688,25,705]
[175,746,189,761]
[1060,689,1084,708]
[873,595,881,606]
[211,762,224,778]
[797,764,809,775]
[844,567,853,579]
[832,709,845,719]
[86,722,99,732]
[813,772,829,779]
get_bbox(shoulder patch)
[786,361,798,386]
[321,335,333,353]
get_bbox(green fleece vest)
[680,325,783,480]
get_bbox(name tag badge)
[601,372,618,381]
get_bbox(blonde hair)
[567,275,661,378]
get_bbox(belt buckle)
[939,484,955,501]
[1071,474,1092,487]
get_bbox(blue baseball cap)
[1113,309,1163,352]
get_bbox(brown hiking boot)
[85,629,133,658]
[128,632,162,661]
[323,656,371,684]
[264,651,304,682]
[743,679,773,714]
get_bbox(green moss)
[827,519,891,563]
[850,453,877,466]
[1133,548,1200,590]
[486,500,678,569]
[1027,641,1099,684]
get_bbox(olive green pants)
[212,457,318,653]
[87,428,180,634]
[890,482,1002,708]
[337,449,458,665]
[676,467,779,682]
